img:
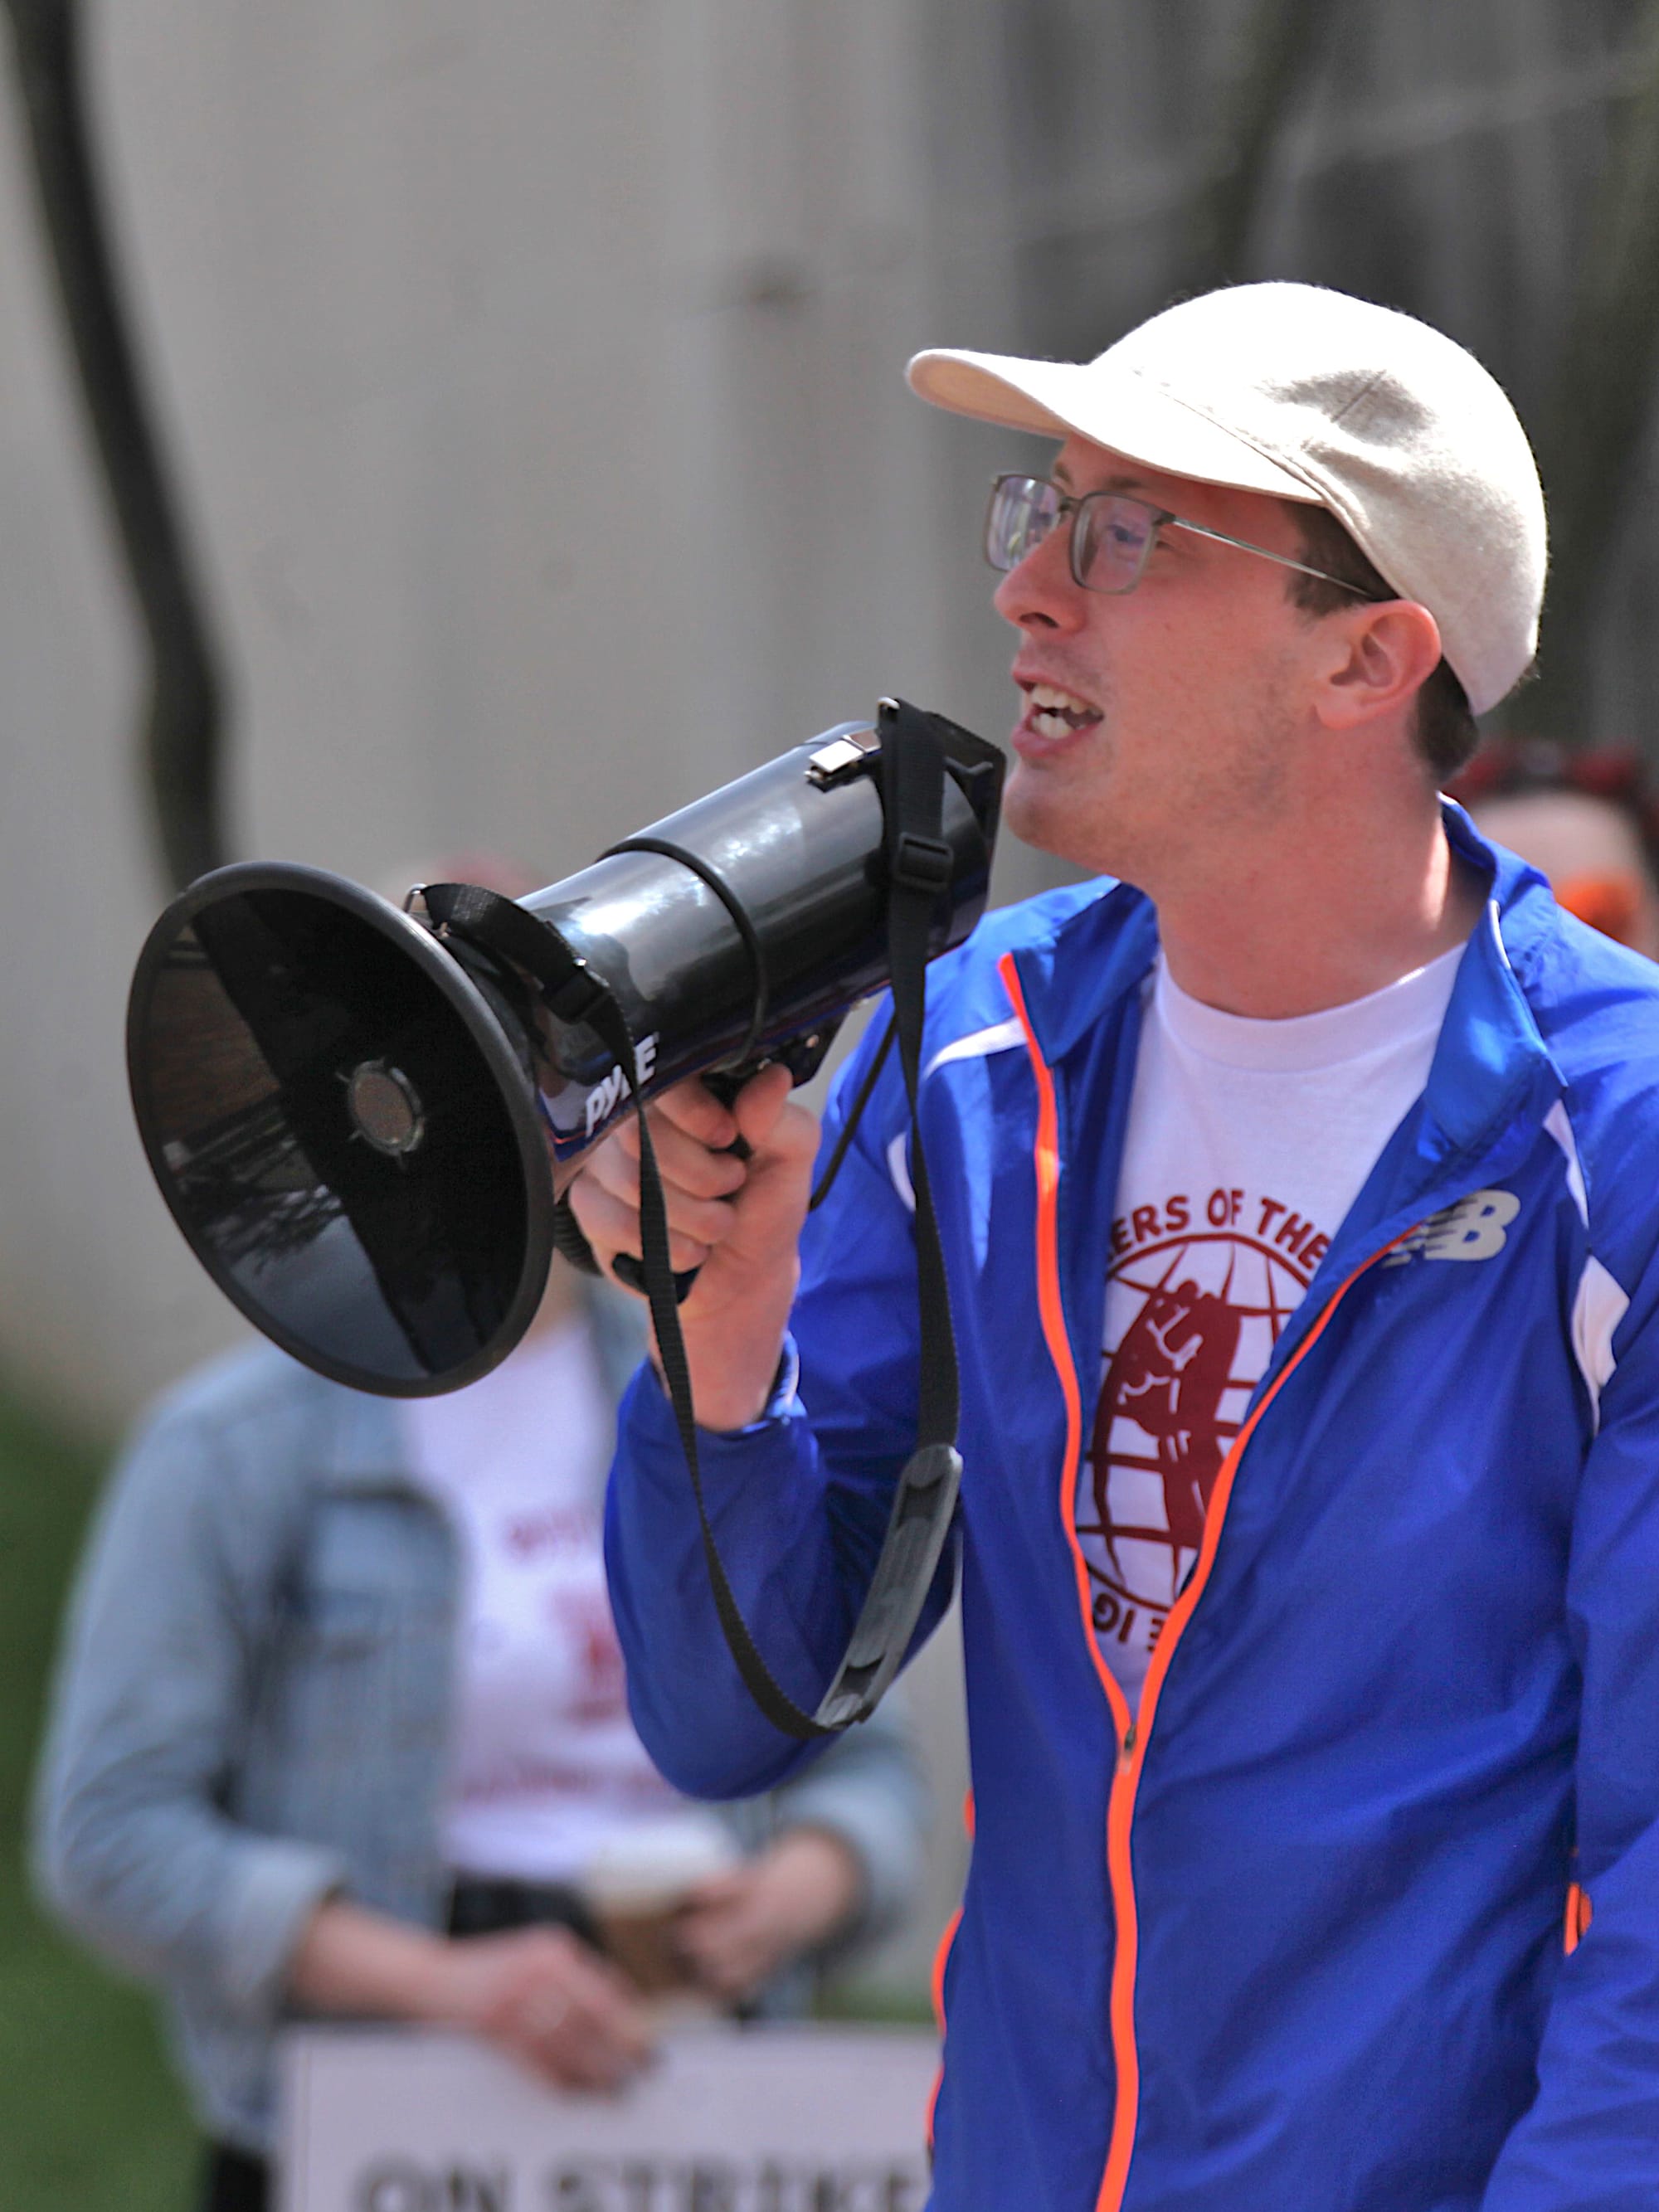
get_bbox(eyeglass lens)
[985,476,1157,593]
[985,475,1060,569]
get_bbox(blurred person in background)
[32,1246,927,2212]
[1452,738,1659,958]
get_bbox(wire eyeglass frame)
[984,472,1388,600]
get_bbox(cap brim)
[907,348,1321,505]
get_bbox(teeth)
[1029,681,1097,716]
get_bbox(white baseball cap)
[907,283,1546,717]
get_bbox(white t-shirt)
[401,1316,683,1883]
[1078,944,1464,1706]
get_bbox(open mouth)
[1023,680,1102,741]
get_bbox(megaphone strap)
[421,696,964,1739]
[602,834,772,1072]
[876,698,962,1461]
[809,1011,895,1213]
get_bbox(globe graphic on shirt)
[1080,1230,1315,1632]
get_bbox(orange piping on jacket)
[1564,1882,1593,1955]
[999,955,1131,1740]
[926,1795,973,2148]
[926,1905,964,2146]
[1001,949,1408,2212]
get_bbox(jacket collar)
[1406,801,1563,1177]
[1008,878,1160,1065]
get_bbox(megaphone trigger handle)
[701,1066,748,1108]
[697,1066,756,1161]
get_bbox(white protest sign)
[280,2022,939,2212]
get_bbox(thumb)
[729,1062,797,1153]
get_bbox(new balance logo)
[1384,1189,1520,1266]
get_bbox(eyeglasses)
[983,473,1386,600]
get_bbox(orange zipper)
[1000,950,1408,2212]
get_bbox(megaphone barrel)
[127,702,1003,1398]
[525,718,998,1153]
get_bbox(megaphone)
[128,698,1003,1401]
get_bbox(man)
[572,283,1659,2208]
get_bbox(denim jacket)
[32,1291,928,2155]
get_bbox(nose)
[992,522,1087,634]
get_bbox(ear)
[1311,600,1444,734]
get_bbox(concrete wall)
[0,0,1039,1432]
[12,0,1634,1430]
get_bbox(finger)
[541,1986,655,2088]
[671,1918,729,1986]
[650,1077,745,1150]
[510,2014,646,2093]
[746,1097,822,1182]
[529,1928,641,2009]
[708,1104,820,1267]
[679,1869,751,1910]
[567,1177,714,1277]
[591,1155,740,1253]
[530,2024,648,2092]
[674,1898,756,1966]
[728,1062,798,1152]
[604,1116,753,1205]
[501,1942,654,2090]
[577,1124,749,1245]
[677,1923,768,2003]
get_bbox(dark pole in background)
[1181,0,1331,289]
[4,0,228,891]
[1525,0,1659,744]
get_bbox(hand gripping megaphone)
[127,698,1003,1402]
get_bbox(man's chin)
[1004,780,1155,888]
[1003,766,1105,871]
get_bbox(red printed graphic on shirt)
[547,1582,630,1727]
[1079,1189,1331,1668]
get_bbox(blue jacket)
[606,808,1659,2211]
[33,1293,928,2156]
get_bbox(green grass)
[0,1385,197,2210]
[816,1979,935,2027]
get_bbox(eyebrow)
[1052,461,1155,499]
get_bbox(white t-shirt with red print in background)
[401,1317,684,1884]
[1079,942,1465,1708]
